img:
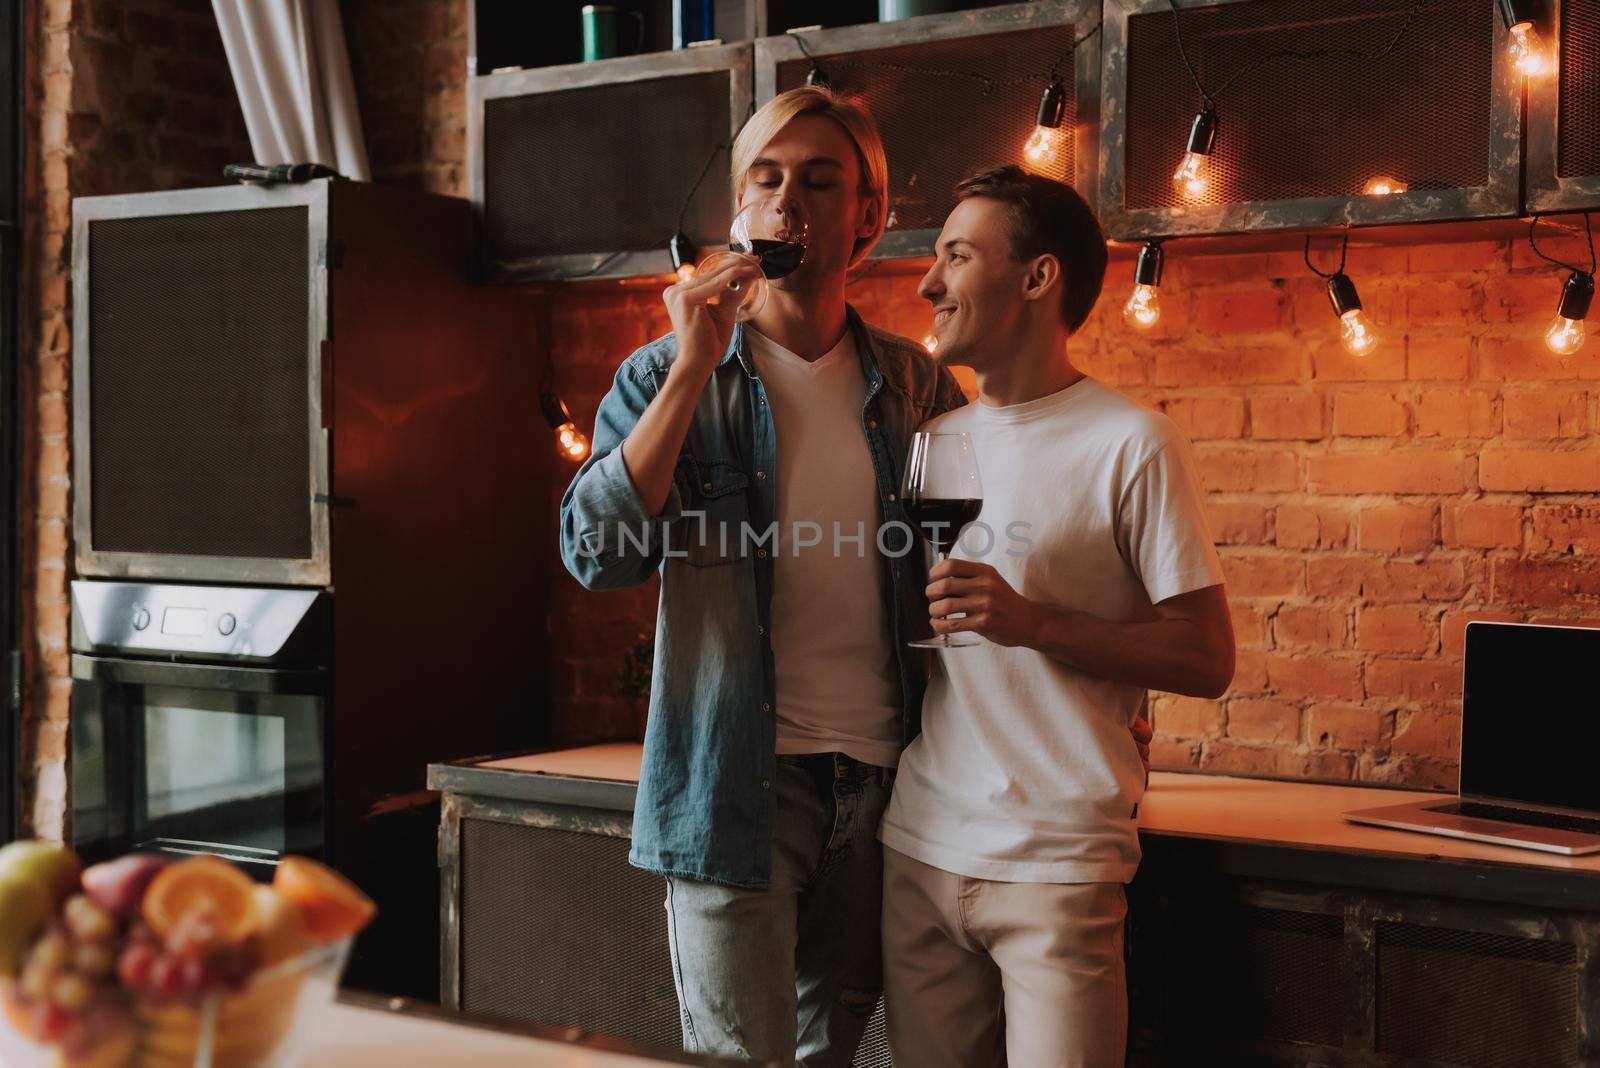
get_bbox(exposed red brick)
[1502,390,1588,439]
[1306,452,1472,495]
[1274,504,1350,550]
[1226,698,1302,744]
[1441,502,1523,550]
[1491,558,1600,607]
[1413,388,1498,438]
[1480,447,1600,492]
[1266,654,1364,701]
[1307,703,1389,751]
[1332,391,1409,436]
[1528,505,1600,554]
[1365,659,1463,701]
[1218,551,1304,597]
[1195,447,1300,493]
[1356,604,1434,654]
[1274,604,1349,649]
[1357,505,1435,554]
[1251,391,1325,439]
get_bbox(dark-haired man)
[878,167,1235,1066]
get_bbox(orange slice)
[141,857,259,944]
[272,857,375,943]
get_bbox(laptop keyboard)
[1434,801,1600,836]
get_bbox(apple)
[0,874,53,977]
[0,841,83,903]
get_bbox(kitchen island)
[431,745,1600,1066]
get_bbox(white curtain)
[212,0,371,180]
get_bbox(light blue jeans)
[664,752,892,1066]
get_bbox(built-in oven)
[69,581,329,871]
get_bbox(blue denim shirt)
[560,307,966,887]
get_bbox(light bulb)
[1545,316,1587,355]
[1545,272,1595,355]
[1172,152,1209,199]
[1023,125,1067,170]
[669,232,698,285]
[1173,107,1218,201]
[676,263,696,283]
[1124,284,1161,329]
[1339,309,1379,356]
[1508,22,1547,78]
[557,421,591,462]
[922,333,939,354]
[1363,175,1407,196]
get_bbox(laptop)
[1343,621,1600,855]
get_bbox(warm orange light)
[922,333,939,354]
[1123,284,1161,330]
[1546,316,1587,355]
[1362,175,1407,196]
[1172,152,1209,200]
[1508,22,1549,78]
[1022,125,1067,171]
[1339,309,1379,356]
[676,263,696,283]
[557,422,591,462]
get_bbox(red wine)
[905,497,983,554]
[735,238,806,280]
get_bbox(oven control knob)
[132,608,151,631]
[217,613,237,636]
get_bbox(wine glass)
[698,193,810,321]
[903,431,984,649]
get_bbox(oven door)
[70,654,327,870]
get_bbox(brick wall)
[17,0,248,836]
[539,240,1600,793]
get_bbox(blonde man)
[561,88,963,1064]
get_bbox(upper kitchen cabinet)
[1099,0,1522,242]
[755,1,1103,260]
[469,44,752,283]
[1527,0,1600,213]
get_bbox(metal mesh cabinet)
[469,45,752,283]
[431,759,894,1064]
[1528,0,1600,212]
[755,2,1101,260]
[1128,835,1600,1066]
[1099,0,1523,241]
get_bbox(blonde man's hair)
[730,86,890,267]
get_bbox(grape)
[50,974,91,1011]
[116,942,156,990]
[148,955,184,1000]
[73,941,115,977]
[62,895,116,943]
[28,930,72,972]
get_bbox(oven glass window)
[73,679,324,866]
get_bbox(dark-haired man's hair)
[955,165,1108,335]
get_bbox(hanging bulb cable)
[1305,231,1380,356]
[1528,213,1596,356]
[541,391,591,463]
[1123,241,1166,330]
[1019,21,1102,171]
[1165,0,1425,200]
[1499,0,1550,78]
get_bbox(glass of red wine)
[698,193,810,321]
[902,431,984,649]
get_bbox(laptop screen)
[1461,622,1600,813]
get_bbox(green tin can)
[582,5,619,62]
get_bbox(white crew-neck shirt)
[879,376,1225,882]
[746,326,902,768]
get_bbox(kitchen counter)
[311,993,740,1067]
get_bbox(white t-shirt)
[747,327,902,768]
[878,376,1225,883]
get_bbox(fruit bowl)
[0,843,375,1068]
[0,938,350,1068]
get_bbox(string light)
[1527,214,1596,356]
[669,232,698,283]
[1305,232,1379,356]
[1024,79,1068,171]
[1499,0,1550,78]
[1123,241,1165,330]
[1172,107,1217,200]
[1165,0,1423,203]
[541,393,590,462]
[1362,176,1407,196]
[922,333,939,353]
